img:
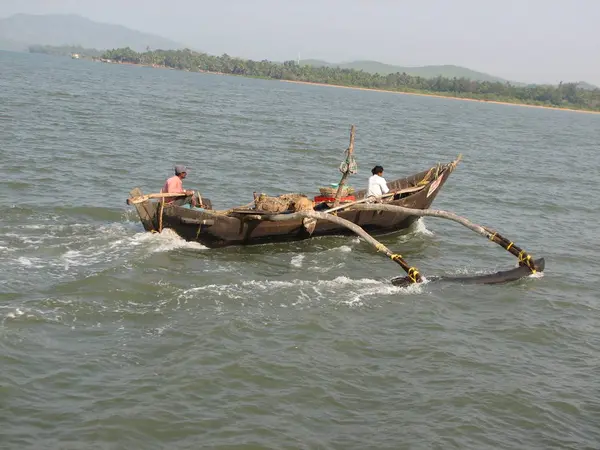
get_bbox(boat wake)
[131,228,209,253]
[180,275,426,309]
[1,272,428,329]
[411,217,434,236]
[0,208,209,294]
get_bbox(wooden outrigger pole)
[254,204,542,286]
[254,209,424,283]
[353,204,541,276]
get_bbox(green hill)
[0,13,185,52]
[299,60,600,89]
[300,59,509,83]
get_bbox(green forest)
[100,47,600,111]
[29,44,103,57]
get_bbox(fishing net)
[339,147,358,174]
[255,193,313,213]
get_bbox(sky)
[1,0,599,85]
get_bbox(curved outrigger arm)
[247,210,424,283]
[353,204,541,275]
[251,203,542,286]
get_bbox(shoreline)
[93,59,600,115]
[280,80,600,115]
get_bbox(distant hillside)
[300,59,509,83]
[0,13,184,52]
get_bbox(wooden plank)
[129,188,157,232]
[396,185,427,194]
[180,217,215,225]
[128,192,188,204]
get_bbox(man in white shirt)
[367,165,390,201]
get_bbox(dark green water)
[1,51,599,449]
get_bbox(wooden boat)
[128,157,460,249]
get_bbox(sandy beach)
[281,80,600,115]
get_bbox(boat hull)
[131,160,457,249]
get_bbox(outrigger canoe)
[128,158,460,249]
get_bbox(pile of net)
[255,193,314,213]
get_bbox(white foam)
[130,228,208,252]
[307,262,346,273]
[411,218,434,236]
[5,308,25,319]
[17,256,35,267]
[180,274,422,309]
[60,249,104,269]
[21,224,46,230]
[341,276,426,306]
[5,233,43,245]
[291,254,305,267]
[333,245,352,253]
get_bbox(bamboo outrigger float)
[127,126,544,286]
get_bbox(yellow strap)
[518,251,537,274]
[376,244,385,252]
[506,242,513,251]
[390,253,403,261]
[489,232,497,241]
[408,267,420,283]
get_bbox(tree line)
[98,47,600,111]
[29,45,103,58]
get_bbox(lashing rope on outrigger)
[484,227,537,274]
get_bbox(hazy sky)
[2,0,599,85]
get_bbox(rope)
[158,198,165,232]
[418,164,443,186]
[518,250,537,274]
[408,267,420,283]
[417,168,434,186]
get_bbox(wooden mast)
[333,125,356,207]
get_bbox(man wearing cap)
[161,165,194,203]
